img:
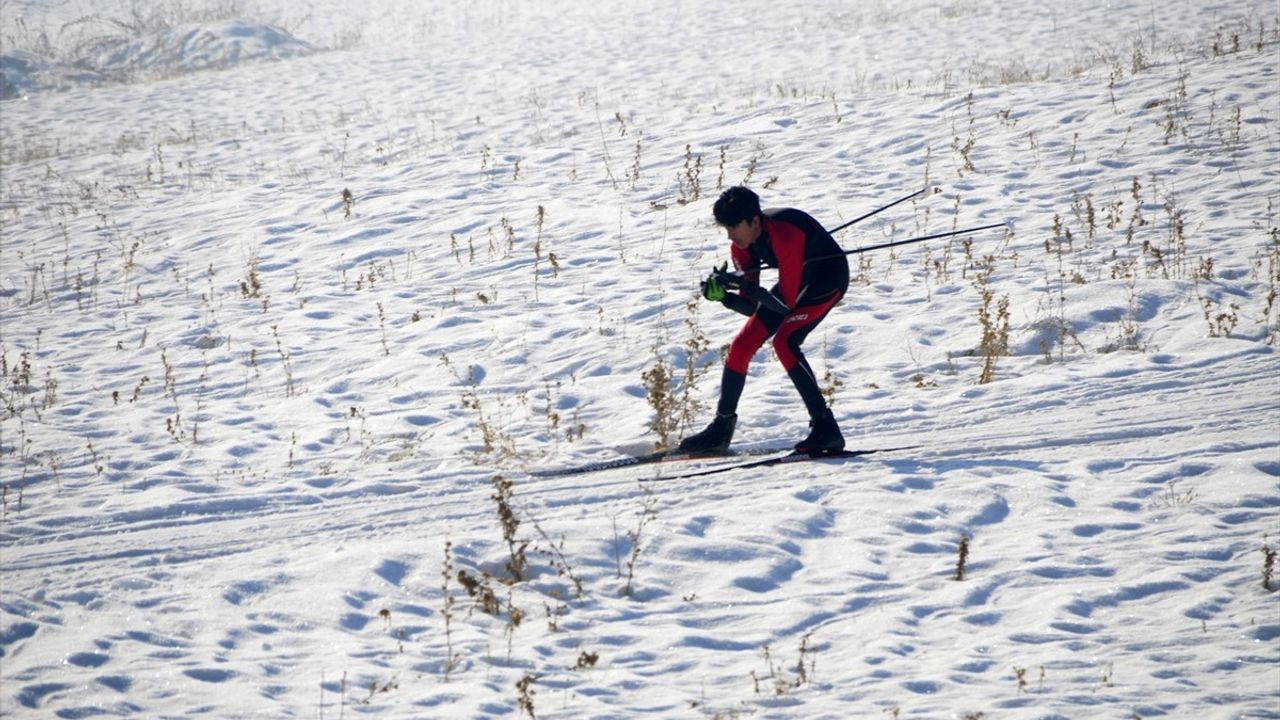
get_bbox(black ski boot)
[794,408,844,453]
[678,413,737,454]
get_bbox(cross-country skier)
[679,186,851,454]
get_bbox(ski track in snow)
[2,0,1279,718]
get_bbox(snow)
[1,0,1278,717]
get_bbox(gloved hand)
[701,272,725,302]
[701,262,737,302]
[712,263,743,290]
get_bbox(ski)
[640,446,916,482]
[529,445,786,478]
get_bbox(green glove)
[701,262,728,302]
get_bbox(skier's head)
[714,186,765,249]
[713,186,762,228]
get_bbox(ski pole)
[827,186,931,235]
[806,221,1008,264]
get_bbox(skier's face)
[725,216,762,249]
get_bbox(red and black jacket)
[730,208,850,310]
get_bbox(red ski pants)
[724,292,842,375]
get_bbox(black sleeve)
[739,282,790,315]
[721,292,757,317]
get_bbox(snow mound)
[80,19,317,78]
[1,20,316,98]
[0,50,104,99]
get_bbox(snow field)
[1,0,1278,717]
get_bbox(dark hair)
[713,186,762,227]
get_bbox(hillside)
[2,1,1278,717]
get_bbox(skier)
[679,186,851,454]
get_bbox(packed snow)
[2,0,1278,718]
